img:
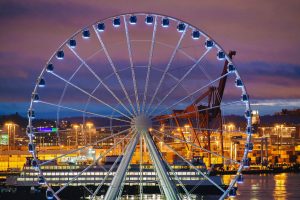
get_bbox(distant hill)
[0,112,28,127]
[1,108,299,128]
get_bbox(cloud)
[250,99,300,115]
[1,0,300,116]
[251,99,300,107]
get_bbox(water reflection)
[82,173,299,200]
[235,173,299,200]
[273,173,287,200]
[222,174,233,185]
[89,194,218,200]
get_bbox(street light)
[73,124,79,146]
[5,122,16,150]
[262,127,265,137]
[86,122,93,145]
[228,123,235,132]
[280,124,284,154]
[275,125,280,161]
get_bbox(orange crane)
[154,51,236,166]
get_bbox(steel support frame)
[104,133,140,200]
[143,131,180,200]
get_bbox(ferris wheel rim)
[27,12,252,200]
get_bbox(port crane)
[154,51,236,166]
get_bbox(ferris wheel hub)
[132,115,152,132]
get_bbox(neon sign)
[37,127,58,132]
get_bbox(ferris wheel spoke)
[199,62,224,113]
[157,150,192,199]
[104,131,140,200]
[152,100,243,122]
[94,124,131,129]
[189,163,217,195]
[188,157,217,194]
[82,66,133,125]
[49,71,132,120]
[142,16,158,114]
[39,127,132,166]
[152,128,240,165]
[131,39,198,64]
[143,131,180,200]
[83,186,93,196]
[82,82,101,125]
[149,65,196,115]
[139,136,143,200]
[152,159,167,198]
[56,63,84,124]
[92,25,138,116]
[148,48,211,116]
[54,131,135,195]
[67,46,134,117]
[123,15,141,115]
[38,100,131,123]
[219,165,244,200]
[91,134,132,200]
[91,155,121,199]
[152,124,243,135]
[168,166,192,199]
[152,134,225,193]
[153,72,230,117]
[146,26,188,115]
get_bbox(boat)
[6,156,227,197]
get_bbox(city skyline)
[0,0,300,116]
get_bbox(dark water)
[235,173,300,200]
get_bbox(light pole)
[6,123,11,151]
[86,122,93,145]
[275,125,280,161]
[73,124,79,146]
[280,124,284,155]
[5,123,14,151]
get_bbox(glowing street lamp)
[5,122,17,150]
[275,124,280,158]
[227,123,235,132]
[86,122,94,144]
[262,127,265,137]
[73,124,79,146]
[184,124,190,128]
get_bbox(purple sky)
[0,0,300,115]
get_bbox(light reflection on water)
[273,173,287,200]
[89,194,218,200]
[235,173,299,200]
[87,173,300,200]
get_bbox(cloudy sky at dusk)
[0,0,300,116]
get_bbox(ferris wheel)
[27,13,253,200]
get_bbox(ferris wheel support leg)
[104,133,140,200]
[139,136,143,200]
[221,130,224,165]
[208,130,211,167]
[143,131,180,200]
